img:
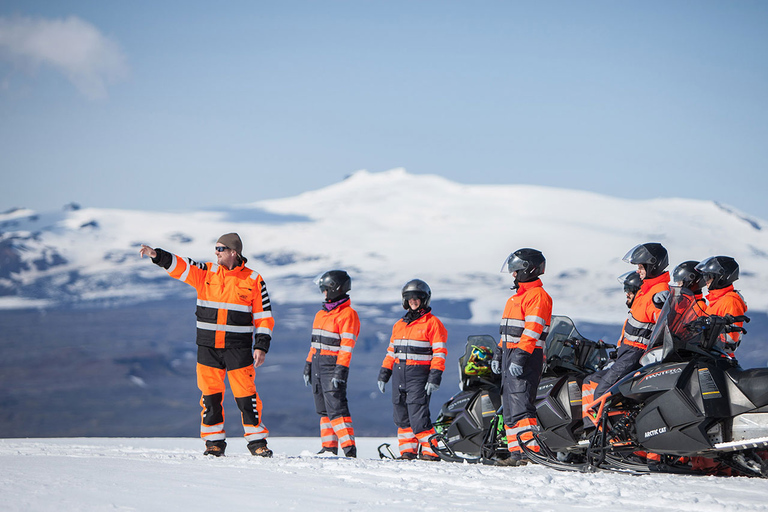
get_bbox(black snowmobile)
[524,287,768,477]
[427,316,615,464]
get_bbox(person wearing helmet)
[696,256,747,355]
[377,279,448,461]
[491,248,552,466]
[620,270,643,309]
[672,260,708,313]
[582,243,670,429]
[304,270,361,457]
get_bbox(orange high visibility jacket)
[306,299,360,370]
[619,272,669,350]
[706,285,747,351]
[381,312,447,373]
[498,279,553,360]
[153,249,274,351]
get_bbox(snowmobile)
[523,287,768,477]
[426,316,615,464]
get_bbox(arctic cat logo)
[641,367,683,383]
[539,382,554,392]
[644,427,667,438]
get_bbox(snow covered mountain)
[2,168,767,325]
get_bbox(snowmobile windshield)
[545,316,606,373]
[645,286,707,357]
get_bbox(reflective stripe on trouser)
[398,428,418,455]
[581,380,600,427]
[197,362,268,441]
[505,417,540,453]
[331,416,355,449]
[320,416,338,449]
[415,428,437,456]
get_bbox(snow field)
[2,437,767,512]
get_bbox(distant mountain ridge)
[2,168,767,325]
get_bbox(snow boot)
[419,453,440,461]
[495,452,527,467]
[343,446,357,458]
[203,440,226,457]
[317,447,338,455]
[247,440,273,458]
[397,451,417,460]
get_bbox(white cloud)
[0,15,129,100]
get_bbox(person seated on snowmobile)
[492,248,552,466]
[671,260,708,313]
[581,243,670,428]
[377,279,447,461]
[695,256,747,356]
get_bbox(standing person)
[492,248,552,466]
[139,233,274,457]
[696,256,747,355]
[582,243,670,428]
[378,279,447,461]
[304,270,360,457]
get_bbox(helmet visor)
[695,257,725,276]
[623,244,657,265]
[500,253,530,274]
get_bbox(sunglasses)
[215,246,230,252]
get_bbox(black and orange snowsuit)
[706,285,747,355]
[497,279,552,454]
[306,298,360,456]
[151,248,274,444]
[378,308,447,457]
[582,272,670,424]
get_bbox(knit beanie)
[217,233,243,257]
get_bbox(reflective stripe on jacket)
[306,300,360,369]
[161,251,274,349]
[382,312,447,372]
[498,279,552,355]
[619,272,669,350]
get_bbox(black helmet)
[500,248,546,282]
[315,270,351,301]
[672,260,706,293]
[618,271,642,295]
[401,279,431,310]
[695,256,739,290]
[623,243,668,279]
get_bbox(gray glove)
[508,361,523,377]
[491,360,501,375]
[378,380,386,394]
[303,374,310,387]
[331,377,346,389]
[424,382,440,395]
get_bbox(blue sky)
[1,1,767,219]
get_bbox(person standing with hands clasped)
[378,280,447,461]
[139,233,274,457]
[304,270,360,457]
[492,248,552,466]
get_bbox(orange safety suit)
[497,279,552,454]
[706,285,747,354]
[380,309,447,457]
[152,248,273,444]
[306,298,360,456]
[583,272,670,425]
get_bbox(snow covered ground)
[2,437,767,512]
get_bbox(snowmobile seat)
[726,368,768,408]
